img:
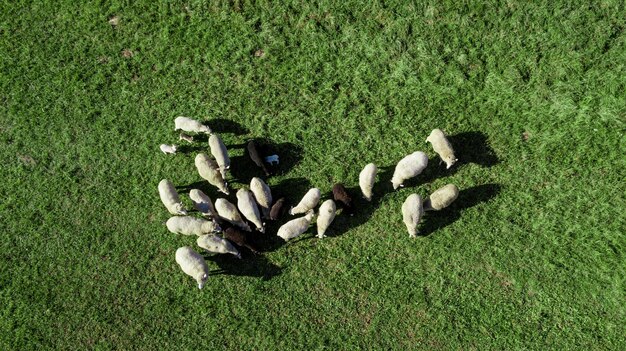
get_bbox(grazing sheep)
[426,129,457,169]
[402,194,424,238]
[196,234,241,259]
[277,210,315,241]
[215,198,251,232]
[195,153,229,195]
[236,188,265,233]
[166,216,221,236]
[189,189,218,219]
[316,200,336,238]
[359,163,377,201]
[391,151,429,189]
[247,141,270,176]
[208,134,230,178]
[424,184,459,211]
[270,197,286,220]
[160,144,177,154]
[158,179,187,215]
[250,177,272,219]
[224,227,260,254]
[174,116,211,134]
[175,246,209,289]
[289,188,321,215]
[179,133,194,143]
[332,183,354,216]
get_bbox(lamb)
[215,198,251,232]
[195,153,229,195]
[175,246,209,289]
[289,188,321,215]
[179,133,194,143]
[359,163,377,201]
[247,140,270,176]
[391,151,429,189]
[208,134,230,178]
[424,184,459,211]
[426,129,457,169]
[332,183,354,215]
[174,116,211,134]
[196,234,241,259]
[160,144,177,154]
[402,194,424,238]
[166,216,221,236]
[224,227,260,254]
[250,177,272,219]
[189,189,218,219]
[270,197,286,220]
[158,179,187,215]
[236,188,265,233]
[316,200,336,238]
[277,210,315,241]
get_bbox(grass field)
[1,1,625,349]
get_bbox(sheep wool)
[426,129,457,169]
[270,197,286,220]
[158,179,187,215]
[316,199,336,238]
[424,184,459,211]
[179,133,194,143]
[189,189,218,218]
[391,151,429,190]
[250,177,272,219]
[359,163,377,201]
[160,144,177,154]
[277,210,315,241]
[247,141,270,176]
[332,183,354,215]
[195,153,229,195]
[174,116,211,134]
[197,234,241,259]
[224,227,260,254]
[289,188,321,215]
[215,198,252,232]
[208,134,230,178]
[166,216,221,236]
[402,194,424,238]
[175,246,209,289]
[236,188,265,233]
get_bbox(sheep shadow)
[228,138,304,184]
[207,118,250,136]
[204,252,282,280]
[447,131,499,168]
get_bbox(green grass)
[1,1,625,349]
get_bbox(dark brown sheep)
[332,183,354,216]
[269,197,286,220]
[247,140,270,176]
[224,227,260,255]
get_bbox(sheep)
[179,133,194,143]
[215,198,251,232]
[270,197,286,220]
[426,129,457,169]
[250,177,272,219]
[277,210,315,241]
[208,134,230,178]
[189,189,218,219]
[196,234,241,259]
[174,116,211,134]
[236,188,265,233]
[359,163,377,201]
[224,227,260,254]
[195,153,229,195]
[424,184,459,211]
[166,216,221,236]
[332,183,354,216]
[160,144,177,154]
[391,151,429,190]
[316,200,336,238]
[247,141,270,176]
[289,188,321,215]
[158,179,187,215]
[175,246,209,289]
[402,194,424,238]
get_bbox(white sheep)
[175,246,209,289]
[195,153,229,195]
[166,216,221,236]
[196,234,241,259]
[277,210,315,241]
[158,179,187,215]
[316,199,336,238]
[215,198,252,232]
[159,144,177,154]
[391,151,428,190]
[208,134,230,178]
[424,184,459,211]
[426,129,457,169]
[250,177,272,219]
[236,188,264,233]
[289,188,321,215]
[402,194,424,238]
[359,163,377,201]
[189,189,218,218]
[174,116,211,134]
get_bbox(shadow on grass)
[204,251,282,280]
[228,138,304,185]
[207,118,250,136]
[447,131,499,167]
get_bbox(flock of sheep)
[159,116,460,289]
